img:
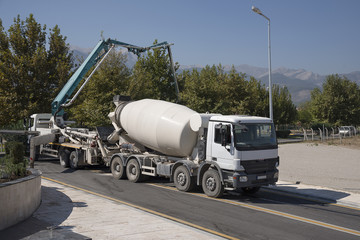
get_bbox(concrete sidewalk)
[265,180,360,209]
[1,179,225,240]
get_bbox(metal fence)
[302,126,358,143]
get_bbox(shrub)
[1,141,28,179]
[5,142,25,164]
[276,130,291,138]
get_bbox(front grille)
[241,158,278,174]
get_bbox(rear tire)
[202,169,224,198]
[126,158,142,182]
[69,151,80,169]
[111,156,126,179]
[174,165,195,192]
[59,148,70,168]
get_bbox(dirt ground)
[319,135,360,150]
[278,141,360,193]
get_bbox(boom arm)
[51,38,146,116]
[51,38,179,128]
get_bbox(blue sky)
[0,0,359,75]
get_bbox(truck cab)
[206,115,279,192]
[28,113,53,135]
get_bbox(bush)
[276,130,291,138]
[310,122,333,130]
[5,142,25,164]
[1,141,28,179]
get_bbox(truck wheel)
[126,158,142,182]
[241,187,260,194]
[69,151,79,169]
[202,169,224,198]
[59,148,70,168]
[111,156,126,179]
[174,165,195,192]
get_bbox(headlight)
[239,176,248,182]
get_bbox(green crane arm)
[51,39,146,115]
[51,38,178,116]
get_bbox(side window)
[214,124,231,145]
[214,125,222,144]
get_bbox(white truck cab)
[205,115,279,192]
[29,113,53,135]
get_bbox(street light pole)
[252,6,273,120]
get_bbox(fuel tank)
[115,99,202,157]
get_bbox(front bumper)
[224,169,279,189]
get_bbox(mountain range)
[70,46,360,105]
[178,64,360,105]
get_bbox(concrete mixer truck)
[104,95,279,198]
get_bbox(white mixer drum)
[118,99,201,157]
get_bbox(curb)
[263,182,360,209]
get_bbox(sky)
[0,0,359,75]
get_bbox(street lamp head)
[252,6,262,15]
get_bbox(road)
[35,159,360,240]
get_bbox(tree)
[127,40,179,102]
[181,65,228,113]
[0,14,73,126]
[239,76,268,117]
[272,85,297,125]
[69,51,131,128]
[296,102,313,128]
[310,74,360,125]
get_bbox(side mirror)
[221,127,230,147]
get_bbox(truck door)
[211,123,234,170]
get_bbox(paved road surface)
[19,159,360,240]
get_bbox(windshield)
[234,123,277,150]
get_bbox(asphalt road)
[35,159,360,240]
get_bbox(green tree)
[240,76,268,117]
[272,85,297,125]
[180,64,297,125]
[296,102,313,128]
[128,40,179,102]
[0,14,73,126]
[310,74,360,125]
[181,65,227,113]
[69,51,131,128]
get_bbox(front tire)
[111,156,126,179]
[126,158,142,182]
[174,166,195,192]
[202,169,224,198]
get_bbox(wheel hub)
[130,165,136,175]
[206,177,216,191]
[177,172,186,186]
[115,164,120,172]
